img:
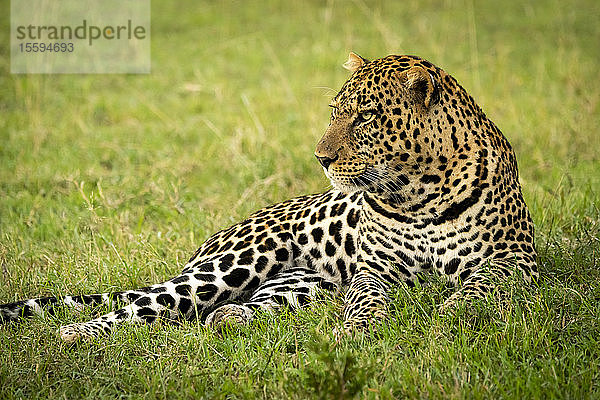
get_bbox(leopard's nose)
[315,154,339,169]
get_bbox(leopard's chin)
[331,182,364,194]
[323,168,365,193]
[327,179,365,194]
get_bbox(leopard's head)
[315,53,447,196]
[315,53,504,217]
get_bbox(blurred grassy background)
[0,0,598,398]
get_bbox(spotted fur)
[0,53,537,341]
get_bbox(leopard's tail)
[0,289,150,323]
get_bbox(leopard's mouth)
[323,164,375,193]
[325,164,407,198]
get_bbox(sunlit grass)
[0,0,598,398]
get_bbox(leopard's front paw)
[438,298,457,316]
[439,290,487,316]
[334,310,388,341]
[333,320,366,341]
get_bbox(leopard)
[0,53,537,341]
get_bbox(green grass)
[1,0,599,398]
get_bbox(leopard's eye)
[356,111,376,125]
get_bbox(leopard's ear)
[398,66,440,108]
[343,52,368,72]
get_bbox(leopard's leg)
[439,257,537,314]
[205,267,340,330]
[59,272,243,341]
[58,248,295,341]
[340,264,391,335]
[58,273,193,341]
